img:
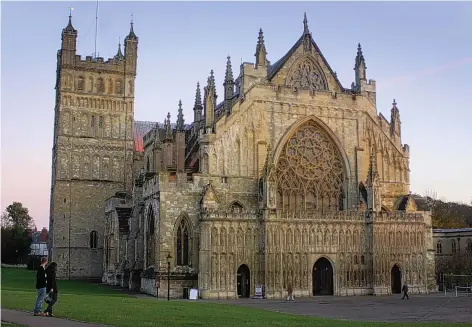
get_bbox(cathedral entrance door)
[237,264,250,298]
[312,257,334,296]
[391,264,402,294]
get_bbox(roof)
[433,228,472,234]
[266,32,345,91]
[133,121,156,152]
[396,194,431,211]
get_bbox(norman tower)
[49,13,138,278]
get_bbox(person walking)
[401,282,409,300]
[286,284,295,302]
[44,262,58,317]
[33,257,48,316]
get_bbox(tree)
[1,202,35,264]
[4,202,35,230]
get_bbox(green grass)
[1,323,28,327]
[0,267,470,327]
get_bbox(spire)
[125,13,138,41]
[153,122,161,149]
[225,56,234,83]
[390,99,401,137]
[63,8,77,34]
[176,100,185,132]
[224,56,235,113]
[194,82,202,108]
[114,38,125,60]
[303,12,310,35]
[355,43,366,69]
[366,152,379,187]
[255,28,268,68]
[164,112,173,141]
[204,70,217,132]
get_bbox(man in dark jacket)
[33,257,48,316]
[402,282,409,299]
[44,262,58,317]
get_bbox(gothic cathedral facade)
[50,13,436,298]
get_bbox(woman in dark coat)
[44,262,58,317]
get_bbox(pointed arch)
[229,200,245,213]
[273,117,350,213]
[285,54,329,91]
[175,213,192,266]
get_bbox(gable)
[267,31,345,93]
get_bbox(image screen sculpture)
[275,121,344,212]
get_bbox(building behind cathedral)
[49,12,436,298]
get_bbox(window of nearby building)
[467,239,472,253]
[90,230,98,249]
[451,240,457,254]
[436,241,442,254]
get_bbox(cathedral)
[49,12,436,299]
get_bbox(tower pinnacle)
[255,28,268,68]
[303,12,310,34]
[176,100,185,132]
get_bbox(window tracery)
[176,219,190,266]
[287,59,328,92]
[275,121,345,212]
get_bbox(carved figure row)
[210,251,260,291]
[266,226,367,252]
[374,227,425,251]
[58,152,124,182]
[61,110,132,139]
[61,95,133,113]
[62,73,134,96]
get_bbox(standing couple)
[33,257,58,317]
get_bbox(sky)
[1,1,472,229]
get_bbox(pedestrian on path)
[401,282,409,300]
[286,284,295,302]
[44,262,58,317]
[33,256,48,316]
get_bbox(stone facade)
[433,228,472,256]
[48,15,137,279]
[51,13,436,296]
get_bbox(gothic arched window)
[148,209,155,235]
[451,240,456,254]
[97,78,104,93]
[275,121,345,213]
[90,230,98,249]
[230,202,244,213]
[467,239,472,253]
[77,76,84,91]
[176,219,190,266]
[436,241,442,254]
[115,80,123,95]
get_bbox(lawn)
[0,267,469,327]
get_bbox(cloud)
[382,57,472,89]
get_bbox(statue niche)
[275,121,344,213]
[286,58,328,92]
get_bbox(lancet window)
[274,121,345,213]
[145,206,155,268]
[176,219,190,266]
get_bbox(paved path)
[211,294,472,324]
[1,309,110,327]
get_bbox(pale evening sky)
[1,1,471,229]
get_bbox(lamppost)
[166,253,172,301]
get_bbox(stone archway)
[237,264,250,298]
[312,257,334,296]
[272,119,349,213]
[391,264,402,294]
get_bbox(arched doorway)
[237,264,250,298]
[391,264,402,294]
[312,257,334,296]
